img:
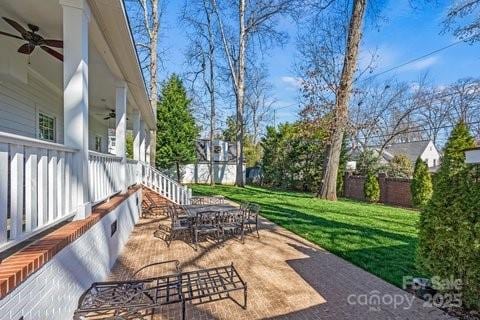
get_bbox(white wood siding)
[420,141,441,167]
[0,74,109,151]
[0,74,64,142]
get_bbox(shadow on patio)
[107,214,453,320]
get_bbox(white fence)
[141,162,191,204]
[88,151,123,204]
[0,132,77,251]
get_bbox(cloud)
[400,56,439,72]
[280,76,302,89]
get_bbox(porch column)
[146,130,151,165]
[61,0,91,219]
[132,111,141,161]
[140,120,146,162]
[115,81,127,193]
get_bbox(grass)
[191,184,422,288]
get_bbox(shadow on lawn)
[259,202,419,287]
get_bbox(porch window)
[38,113,56,142]
[95,136,102,152]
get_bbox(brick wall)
[344,173,413,207]
[0,189,142,320]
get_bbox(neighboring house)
[381,140,441,169]
[181,139,246,185]
[0,1,190,318]
[465,147,480,164]
[350,140,441,172]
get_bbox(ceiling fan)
[0,17,63,61]
[96,109,129,121]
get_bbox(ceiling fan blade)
[2,17,27,36]
[43,39,63,48]
[0,30,23,40]
[18,43,35,54]
[40,46,63,62]
[104,116,112,120]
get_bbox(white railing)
[88,151,123,204]
[140,162,191,205]
[126,159,141,187]
[0,131,191,251]
[0,132,77,251]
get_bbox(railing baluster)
[0,143,8,244]
[48,150,57,223]
[57,152,65,220]
[38,148,48,227]
[10,144,24,240]
[25,147,38,232]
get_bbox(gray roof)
[383,140,431,163]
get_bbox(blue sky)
[155,0,480,125]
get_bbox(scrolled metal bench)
[74,261,247,320]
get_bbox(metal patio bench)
[74,261,247,320]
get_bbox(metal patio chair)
[218,210,243,240]
[192,211,221,250]
[244,203,260,238]
[166,206,191,247]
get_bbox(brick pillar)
[378,173,387,204]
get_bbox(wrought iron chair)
[219,210,243,240]
[166,206,191,247]
[192,211,221,250]
[142,192,167,217]
[244,203,260,238]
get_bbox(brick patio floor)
[109,202,454,320]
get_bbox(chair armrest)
[133,260,180,277]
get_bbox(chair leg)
[255,222,260,238]
[194,231,198,251]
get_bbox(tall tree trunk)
[320,0,366,200]
[206,1,216,186]
[235,0,246,187]
[148,0,159,166]
[176,161,181,183]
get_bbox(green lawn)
[191,184,422,287]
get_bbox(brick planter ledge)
[0,185,141,299]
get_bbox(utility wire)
[358,37,472,83]
[357,120,480,142]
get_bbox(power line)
[359,38,471,83]
[357,120,480,142]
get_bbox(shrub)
[387,154,413,178]
[364,172,380,203]
[411,158,432,207]
[417,122,480,310]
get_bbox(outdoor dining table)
[182,204,240,217]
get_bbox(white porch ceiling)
[0,0,153,131]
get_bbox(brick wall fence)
[344,173,413,207]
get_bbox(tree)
[156,75,199,182]
[364,172,380,203]
[443,0,480,43]
[211,0,298,187]
[387,154,414,178]
[245,66,275,144]
[126,0,165,164]
[126,132,134,159]
[411,158,432,207]
[417,122,479,310]
[183,0,219,186]
[320,0,367,200]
